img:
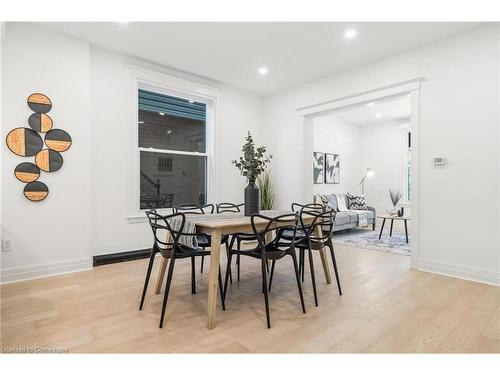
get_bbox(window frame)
[127,68,217,221]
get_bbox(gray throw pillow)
[320,194,338,212]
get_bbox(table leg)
[155,231,173,294]
[404,219,409,243]
[389,219,394,237]
[155,256,168,294]
[207,230,222,330]
[314,225,332,284]
[378,218,386,239]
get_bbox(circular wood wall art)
[35,149,63,172]
[27,93,52,113]
[24,181,49,202]
[6,127,43,157]
[28,113,53,132]
[44,129,72,152]
[14,162,40,183]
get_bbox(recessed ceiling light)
[159,112,165,116]
[188,100,195,104]
[375,113,382,118]
[167,130,172,135]
[138,121,144,124]
[366,102,375,107]
[344,29,357,40]
[258,67,268,75]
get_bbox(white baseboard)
[417,258,500,287]
[0,257,93,285]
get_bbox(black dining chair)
[223,212,306,328]
[272,208,341,307]
[216,202,256,283]
[141,210,225,328]
[280,202,324,281]
[174,204,227,274]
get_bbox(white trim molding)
[297,78,424,116]
[127,66,219,220]
[418,258,500,287]
[0,257,93,285]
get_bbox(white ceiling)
[42,22,480,95]
[334,95,411,126]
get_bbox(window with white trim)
[138,88,208,209]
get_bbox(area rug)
[332,228,410,255]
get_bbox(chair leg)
[200,255,204,273]
[308,250,318,307]
[300,248,305,282]
[237,239,241,282]
[261,258,271,328]
[227,236,235,284]
[218,266,225,311]
[223,251,233,303]
[327,240,342,295]
[291,250,306,314]
[191,256,196,294]
[139,251,156,310]
[268,259,276,291]
[159,256,176,328]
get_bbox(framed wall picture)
[313,152,324,184]
[325,153,340,184]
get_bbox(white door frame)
[297,78,423,268]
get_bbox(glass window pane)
[138,90,206,153]
[140,151,206,209]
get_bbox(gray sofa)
[317,194,376,232]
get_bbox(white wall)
[1,23,92,281]
[1,23,264,282]
[264,24,500,285]
[312,115,361,196]
[360,120,410,216]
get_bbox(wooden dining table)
[154,210,332,330]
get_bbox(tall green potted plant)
[257,169,275,210]
[232,132,272,216]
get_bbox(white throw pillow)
[335,194,348,211]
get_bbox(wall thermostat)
[433,157,448,166]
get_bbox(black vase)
[244,179,260,216]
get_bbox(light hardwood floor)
[1,244,499,353]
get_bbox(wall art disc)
[6,127,43,157]
[28,113,53,132]
[44,129,72,152]
[24,181,49,202]
[27,93,52,113]
[35,149,63,172]
[14,162,40,183]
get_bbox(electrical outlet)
[2,240,12,252]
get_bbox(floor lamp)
[359,168,374,195]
